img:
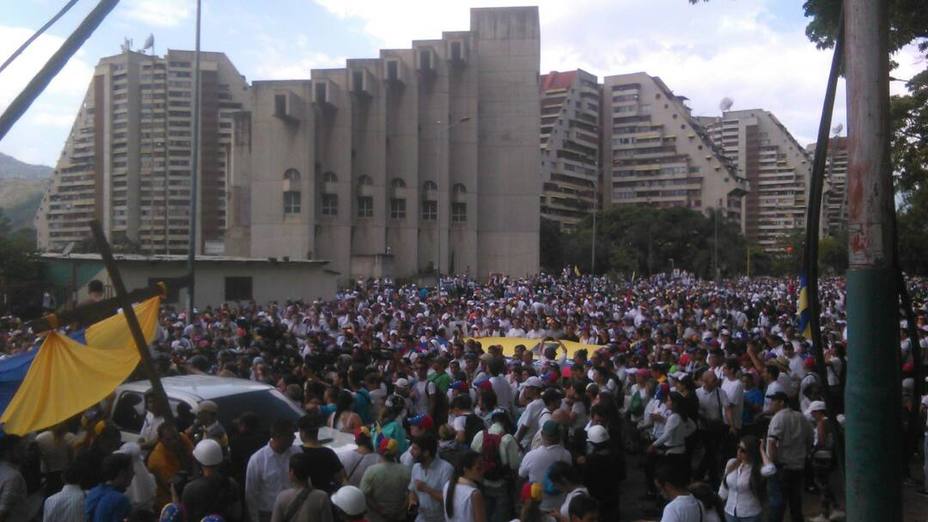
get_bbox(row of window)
[283,192,465,221]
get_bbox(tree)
[540,218,565,272]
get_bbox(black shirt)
[301,445,343,494]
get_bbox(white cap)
[807,401,827,414]
[331,485,367,516]
[523,376,543,389]
[587,425,610,444]
[394,378,410,389]
[193,439,223,467]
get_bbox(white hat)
[587,425,610,444]
[331,485,367,516]
[394,378,410,389]
[193,439,223,467]
[807,401,827,415]
[523,376,543,389]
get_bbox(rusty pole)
[843,0,902,519]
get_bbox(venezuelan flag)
[797,274,812,340]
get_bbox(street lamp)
[434,116,471,283]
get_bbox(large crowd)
[0,269,927,522]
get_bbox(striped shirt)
[43,484,84,522]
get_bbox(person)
[229,412,267,493]
[115,442,157,512]
[765,391,812,522]
[515,376,545,446]
[648,392,696,483]
[138,391,168,452]
[359,436,412,522]
[0,434,27,522]
[695,371,735,488]
[246,419,302,522]
[74,422,122,490]
[718,435,775,522]
[85,453,134,522]
[183,439,242,521]
[654,463,704,522]
[146,421,194,509]
[519,420,572,511]
[375,395,410,455]
[689,482,723,522]
[442,450,487,522]
[332,485,368,522]
[740,374,764,437]
[35,421,74,496]
[341,427,382,487]
[470,411,521,522]
[407,433,454,522]
[270,453,334,522]
[330,389,364,433]
[548,461,588,522]
[567,493,600,522]
[43,461,84,522]
[86,279,105,303]
[298,412,346,493]
[188,400,229,450]
[581,424,621,520]
[806,401,842,522]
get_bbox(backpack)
[480,431,507,481]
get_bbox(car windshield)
[211,389,304,432]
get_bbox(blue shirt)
[85,484,130,522]
[743,388,764,425]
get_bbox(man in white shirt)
[655,463,704,522]
[245,420,301,522]
[407,434,454,522]
[514,377,545,446]
[720,359,745,461]
[519,421,572,511]
[695,371,734,488]
[488,357,515,418]
[43,463,83,522]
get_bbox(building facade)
[809,137,848,236]
[700,109,812,250]
[226,7,541,281]
[600,72,748,225]
[539,70,600,231]
[37,50,249,255]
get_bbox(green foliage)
[802,0,928,55]
[0,208,40,283]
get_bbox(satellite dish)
[719,97,733,112]
[62,242,74,256]
[831,123,843,136]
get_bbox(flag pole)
[90,221,174,426]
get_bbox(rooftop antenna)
[719,96,733,113]
[831,123,843,136]
[120,37,133,52]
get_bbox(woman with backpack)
[470,411,521,522]
[443,450,487,522]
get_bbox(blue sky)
[0,0,923,166]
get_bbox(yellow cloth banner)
[1,297,161,435]
[470,337,603,358]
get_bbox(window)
[419,50,432,70]
[421,200,437,221]
[357,196,373,217]
[284,168,301,183]
[322,194,338,216]
[423,180,437,191]
[225,276,253,301]
[324,171,338,183]
[274,94,287,116]
[392,178,406,189]
[452,183,466,195]
[451,41,463,61]
[387,61,399,81]
[390,198,406,219]
[452,202,467,223]
[283,191,301,214]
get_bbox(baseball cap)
[587,425,610,444]
[523,376,543,389]
[807,401,827,414]
[196,400,218,414]
[394,378,410,389]
[541,420,560,438]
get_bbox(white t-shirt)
[660,494,704,522]
[442,482,478,522]
[517,398,546,443]
[518,444,572,510]
[720,378,744,429]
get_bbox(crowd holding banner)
[0,269,925,521]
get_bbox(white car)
[108,375,355,450]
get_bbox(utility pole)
[186,0,201,321]
[844,1,902,520]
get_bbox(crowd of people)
[0,269,926,522]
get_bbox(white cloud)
[249,32,345,80]
[119,0,192,28]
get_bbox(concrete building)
[600,72,748,225]
[539,70,600,231]
[40,253,337,309]
[809,137,848,236]
[226,7,541,282]
[699,110,812,250]
[37,49,249,255]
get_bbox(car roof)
[118,375,276,401]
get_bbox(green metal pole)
[844,0,902,519]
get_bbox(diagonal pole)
[90,221,174,426]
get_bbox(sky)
[0,0,923,167]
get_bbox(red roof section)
[540,70,577,94]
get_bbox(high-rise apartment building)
[539,70,600,231]
[600,72,748,225]
[700,109,812,250]
[808,137,848,236]
[225,7,541,281]
[37,50,249,255]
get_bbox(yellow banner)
[470,337,604,358]
[1,297,161,435]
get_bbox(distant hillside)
[0,153,52,231]
[0,152,53,180]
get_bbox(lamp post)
[434,116,471,284]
